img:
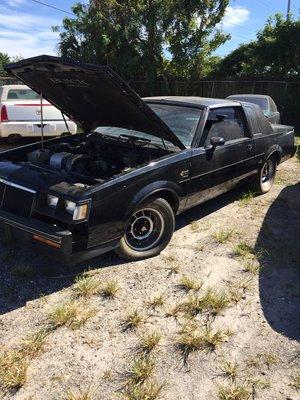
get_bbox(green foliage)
[54,0,230,86]
[215,13,300,79]
[0,52,10,76]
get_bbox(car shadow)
[0,186,246,317]
[255,183,300,341]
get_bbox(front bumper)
[0,210,118,264]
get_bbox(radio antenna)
[40,92,44,150]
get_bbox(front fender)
[125,180,184,221]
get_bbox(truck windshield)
[147,103,202,147]
[7,88,40,100]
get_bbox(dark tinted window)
[148,103,203,147]
[203,107,247,146]
[244,105,273,135]
[7,88,40,100]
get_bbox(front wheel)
[115,198,175,261]
[251,158,277,194]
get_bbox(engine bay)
[26,132,170,183]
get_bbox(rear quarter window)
[7,88,40,100]
[244,105,273,135]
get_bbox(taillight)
[0,105,8,122]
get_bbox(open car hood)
[5,55,185,149]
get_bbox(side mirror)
[210,136,225,148]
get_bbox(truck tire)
[251,158,277,194]
[115,198,175,261]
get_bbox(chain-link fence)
[2,77,299,128]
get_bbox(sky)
[0,0,299,59]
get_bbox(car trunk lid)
[5,55,185,149]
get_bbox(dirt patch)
[0,155,299,400]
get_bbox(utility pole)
[287,0,291,20]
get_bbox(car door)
[186,105,255,208]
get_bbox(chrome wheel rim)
[261,160,275,189]
[125,208,164,251]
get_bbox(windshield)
[7,88,40,100]
[147,103,203,147]
[230,96,269,111]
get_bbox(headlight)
[47,194,59,208]
[65,200,89,221]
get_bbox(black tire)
[115,198,175,261]
[250,158,277,194]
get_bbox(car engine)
[27,132,158,180]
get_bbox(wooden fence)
[1,77,299,128]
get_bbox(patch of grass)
[177,323,232,361]
[101,280,120,298]
[168,264,180,274]
[218,383,250,400]
[289,373,300,391]
[234,242,255,258]
[123,310,144,330]
[242,261,259,275]
[229,278,253,304]
[183,289,231,316]
[138,332,162,354]
[246,352,278,369]
[124,356,155,386]
[122,379,165,400]
[73,275,101,298]
[66,386,97,400]
[213,229,235,244]
[178,276,202,292]
[166,303,184,318]
[0,350,28,392]
[239,190,256,206]
[11,265,35,279]
[148,294,165,310]
[220,361,238,382]
[162,253,176,263]
[21,329,49,357]
[48,301,96,330]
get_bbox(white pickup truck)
[0,85,77,140]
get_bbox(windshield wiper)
[118,134,166,150]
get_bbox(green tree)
[0,52,10,76]
[54,0,230,89]
[215,13,300,79]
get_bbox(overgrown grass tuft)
[234,242,255,258]
[73,275,101,298]
[123,310,144,330]
[177,322,231,361]
[101,280,120,298]
[122,379,165,400]
[148,294,165,310]
[21,329,49,357]
[220,360,238,382]
[218,383,250,400]
[213,229,235,244]
[66,386,97,400]
[0,350,28,393]
[246,352,278,369]
[138,332,162,354]
[183,288,231,316]
[178,276,202,292]
[289,373,300,391]
[124,356,155,386]
[48,301,96,330]
[239,190,256,206]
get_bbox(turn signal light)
[0,105,8,122]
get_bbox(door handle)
[247,144,253,150]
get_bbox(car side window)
[203,107,247,146]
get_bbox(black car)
[0,55,295,263]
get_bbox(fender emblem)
[180,170,189,178]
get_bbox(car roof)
[227,94,271,99]
[143,96,240,108]
[0,84,29,90]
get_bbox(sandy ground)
[0,151,299,400]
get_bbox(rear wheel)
[251,158,276,194]
[115,198,175,260]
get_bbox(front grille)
[0,180,36,218]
